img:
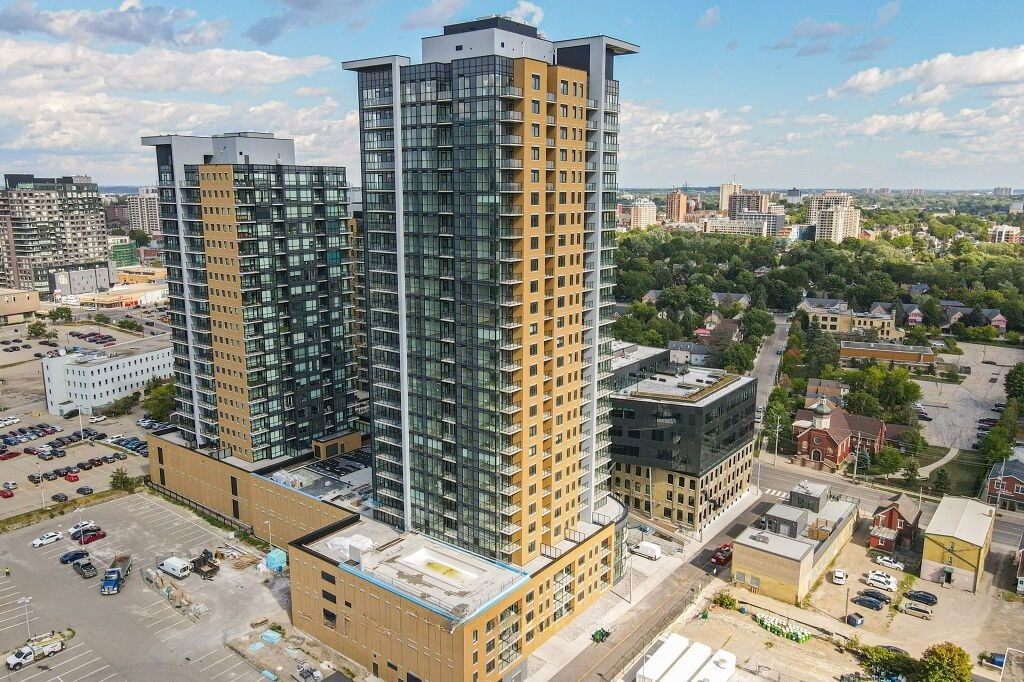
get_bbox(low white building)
[42,337,172,416]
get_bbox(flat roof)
[840,341,933,353]
[616,369,753,407]
[62,336,171,365]
[734,528,814,561]
[766,504,806,522]
[266,450,374,512]
[791,479,829,498]
[307,516,529,622]
[925,496,994,547]
[609,340,666,372]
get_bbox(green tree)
[902,456,920,488]
[804,323,839,375]
[26,321,48,338]
[716,343,755,373]
[875,447,903,479]
[742,308,776,339]
[128,228,150,246]
[109,466,141,492]
[47,306,72,323]
[979,428,1012,462]
[117,319,144,333]
[142,382,175,422]
[1005,362,1024,401]
[913,642,972,682]
[844,390,883,418]
[934,466,951,494]
[100,392,140,417]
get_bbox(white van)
[899,601,933,620]
[157,557,191,579]
[631,541,662,561]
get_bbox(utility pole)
[773,414,782,466]
[997,458,1006,510]
[852,432,862,482]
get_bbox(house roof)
[909,283,929,295]
[644,289,662,301]
[667,340,711,354]
[987,458,1024,482]
[800,297,847,309]
[873,492,921,526]
[944,306,1004,322]
[794,402,884,446]
[925,496,994,547]
[712,292,751,306]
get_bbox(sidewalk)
[528,486,762,682]
[919,445,958,476]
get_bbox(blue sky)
[1,0,1023,188]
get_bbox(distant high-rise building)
[989,224,1021,243]
[104,202,129,232]
[719,181,741,212]
[630,197,657,228]
[728,191,768,219]
[994,187,1015,197]
[127,187,160,237]
[666,188,688,222]
[807,190,854,226]
[142,132,358,462]
[815,205,861,243]
[784,188,804,204]
[0,174,109,294]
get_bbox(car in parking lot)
[42,471,58,481]
[113,451,127,460]
[0,489,12,499]
[852,595,884,611]
[0,450,19,461]
[76,486,94,495]
[78,530,106,544]
[859,588,892,604]
[102,454,116,464]
[899,601,933,619]
[77,461,93,470]
[70,525,99,541]
[64,473,79,482]
[3,481,18,490]
[88,457,103,467]
[832,569,848,585]
[905,590,938,606]
[51,493,69,503]
[88,415,107,423]
[846,612,864,627]
[59,549,89,564]
[865,571,897,591]
[26,473,41,484]
[67,520,95,535]
[875,555,905,572]
[32,531,63,547]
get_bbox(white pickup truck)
[5,631,68,670]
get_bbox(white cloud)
[875,1,900,27]
[831,44,1024,98]
[738,105,752,113]
[0,39,334,95]
[696,6,720,31]
[293,86,330,97]
[506,1,543,27]
[898,84,951,106]
[402,0,466,30]
[0,0,227,47]
[898,147,962,166]
[245,0,377,45]
[791,17,849,39]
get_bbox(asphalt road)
[753,314,790,411]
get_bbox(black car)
[59,550,89,564]
[905,590,938,606]
[852,595,884,611]
[76,486,94,496]
[77,461,93,470]
[846,612,864,627]
[860,589,892,604]
[27,473,41,484]
[42,471,58,481]
[70,525,100,540]
[53,449,66,458]
[113,452,127,460]
[51,493,69,503]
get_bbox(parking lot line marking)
[0,608,34,624]
[188,647,223,664]
[198,654,235,673]
[145,613,179,628]
[91,674,119,682]
[210,660,247,679]
[64,665,109,682]
[41,657,104,681]
[0,616,37,632]
[140,598,165,609]
[151,619,189,635]
[158,622,196,642]
[0,585,19,594]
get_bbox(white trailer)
[662,641,712,681]
[692,649,736,681]
[635,634,690,682]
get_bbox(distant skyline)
[1,0,1024,188]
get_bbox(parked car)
[41,471,58,481]
[77,461,92,470]
[59,550,89,564]
[859,589,892,604]
[32,531,62,547]
[51,493,69,503]
[710,543,733,566]
[78,530,106,545]
[3,481,17,491]
[76,486,94,496]
[88,416,106,423]
[852,595,884,611]
[879,645,909,655]
[64,473,79,482]
[875,555,905,572]
[898,601,933,620]
[0,489,12,499]
[70,526,99,541]
[832,569,848,585]
[865,571,897,592]
[905,590,938,606]
[67,521,95,535]
[26,474,41,484]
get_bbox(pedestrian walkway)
[760,487,789,500]
[919,445,958,476]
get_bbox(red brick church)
[793,400,886,472]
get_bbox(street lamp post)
[265,520,273,550]
[17,597,32,638]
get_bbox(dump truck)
[5,631,68,670]
[100,554,132,595]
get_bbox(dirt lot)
[808,526,1024,660]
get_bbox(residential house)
[906,283,930,296]
[642,289,662,305]
[667,340,713,367]
[801,298,904,341]
[869,493,922,552]
[703,309,722,330]
[943,306,1007,334]
[706,319,742,351]
[797,297,847,313]
[792,400,886,472]
[868,302,924,326]
[754,266,772,278]
[803,378,845,409]
[712,292,751,309]
[984,459,1024,512]
[921,496,995,593]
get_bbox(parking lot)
[808,526,1024,659]
[916,342,1024,448]
[0,492,285,681]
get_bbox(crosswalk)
[760,487,789,499]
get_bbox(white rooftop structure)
[925,496,995,547]
[615,368,754,407]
